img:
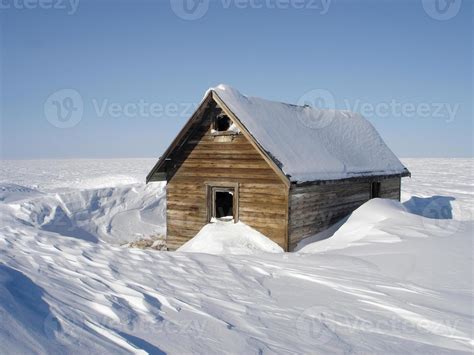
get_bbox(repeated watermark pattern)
[0,0,80,14]
[296,305,463,346]
[296,88,460,129]
[345,99,459,123]
[170,0,331,20]
[44,87,461,129]
[0,0,461,21]
[44,89,198,128]
[421,0,462,20]
[44,312,208,341]
[91,98,197,120]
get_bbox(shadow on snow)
[403,195,456,220]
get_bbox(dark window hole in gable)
[215,114,231,132]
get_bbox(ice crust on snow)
[212,84,408,182]
[178,220,284,255]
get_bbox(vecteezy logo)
[296,89,336,129]
[422,0,462,20]
[44,89,84,128]
[170,0,209,20]
[43,312,62,340]
[295,306,335,346]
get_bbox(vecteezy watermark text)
[92,98,197,119]
[296,305,463,346]
[219,0,331,12]
[170,0,331,20]
[295,88,460,130]
[0,0,80,14]
[44,312,208,340]
[345,99,459,123]
[44,89,199,128]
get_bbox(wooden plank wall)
[166,102,288,250]
[379,177,401,200]
[288,176,401,250]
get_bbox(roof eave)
[291,169,411,186]
[146,92,214,183]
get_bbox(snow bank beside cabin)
[296,196,473,294]
[0,159,166,245]
[297,199,410,253]
[212,84,408,182]
[178,220,284,255]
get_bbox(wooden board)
[288,176,402,250]
[166,100,289,251]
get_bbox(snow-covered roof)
[212,84,409,182]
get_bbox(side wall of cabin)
[166,101,289,251]
[288,176,401,250]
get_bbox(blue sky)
[1,0,472,159]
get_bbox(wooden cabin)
[147,85,410,251]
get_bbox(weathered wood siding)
[288,176,401,250]
[166,102,288,250]
[379,176,401,200]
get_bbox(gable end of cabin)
[160,97,290,251]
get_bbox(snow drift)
[0,158,472,353]
[297,198,410,253]
[0,159,166,245]
[178,220,284,255]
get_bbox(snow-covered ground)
[0,158,472,354]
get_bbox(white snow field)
[0,158,472,354]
